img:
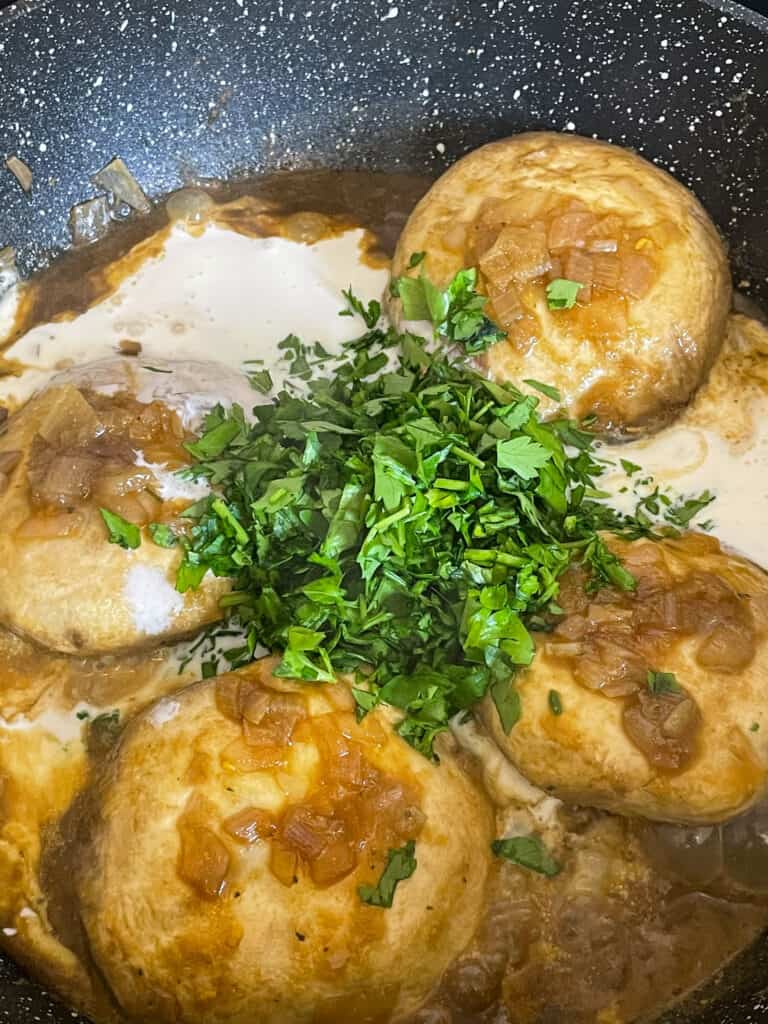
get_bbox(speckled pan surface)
[0,0,768,1021]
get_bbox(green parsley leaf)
[524,379,562,403]
[496,436,552,480]
[407,251,426,269]
[546,278,582,311]
[341,286,381,329]
[490,677,522,734]
[664,490,715,529]
[647,670,682,695]
[548,689,563,715]
[492,835,561,877]
[247,368,273,394]
[99,508,141,550]
[394,266,505,353]
[141,365,173,373]
[751,722,761,733]
[620,458,643,476]
[358,840,417,908]
[149,522,178,548]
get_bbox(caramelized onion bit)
[620,252,655,299]
[178,824,230,899]
[5,155,33,194]
[16,509,85,539]
[547,211,597,251]
[222,807,277,845]
[91,157,151,215]
[623,689,701,772]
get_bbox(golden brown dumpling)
[391,132,731,436]
[0,371,230,654]
[480,534,768,824]
[75,658,494,1023]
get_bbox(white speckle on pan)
[124,564,185,636]
[381,5,398,20]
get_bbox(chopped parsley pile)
[144,264,712,758]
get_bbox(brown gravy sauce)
[0,170,765,1024]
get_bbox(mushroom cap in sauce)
[74,658,494,1024]
[0,372,231,655]
[480,533,768,825]
[390,131,731,437]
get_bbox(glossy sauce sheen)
[0,171,767,1024]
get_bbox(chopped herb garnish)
[751,722,761,733]
[524,379,562,403]
[393,265,506,353]
[492,835,561,877]
[340,286,381,329]
[407,251,426,269]
[620,458,643,476]
[548,689,563,715]
[99,508,141,550]
[141,365,173,373]
[247,368,273,395]
[664,490,715,529]
[647,670,682,695]
[546,278,582,311]
[76,710,90,721]
[173,270,707,757]
[149,522,178,548]
[358,840,417,908]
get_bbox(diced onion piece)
[91,156,151,215]
[547,211,597,251]
[68,195,112,247]
[280,805,339,861]
[37,386,103,447]
[592,253,621,291]
[177,823,230,899]
[15,510,85,539]
[221,738,287,773]
[623,689,701,772]
[222,806,276,845]
[480,223,551,288]
[28,450,100,507]
[269,841,299,887]
[5,156,32,194]
[546,256,563,282]
[574,639,646,697]
[563,249,593,304]
[489,285,524,325]
[310,839,357,886]
[216,675,243,721]
[619,252,655,299]
[696,621,755,673]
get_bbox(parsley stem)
[452,446,485,469]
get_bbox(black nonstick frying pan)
[1,1,768,1021]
